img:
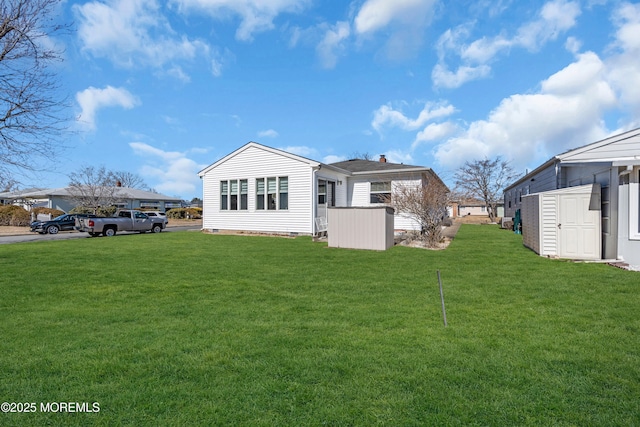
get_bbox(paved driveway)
[0,226,201,244]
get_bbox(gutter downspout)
[618,166,633,261]
[312,166,320,235]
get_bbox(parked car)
[144,211,168,226]
[30,213,95,234]
[75,210,166,237]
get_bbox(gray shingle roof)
[328,159,429,173]
[3,187,181,201]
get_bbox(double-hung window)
[230,179,238,210]
[256,178,265,210]
[318,180,326,204]
[279,177,288,210]
[256,176,288,210]
[220,179,248,211]
[370,182,391,204]
[240,179,248,210]
[267,177,277,210]
[220,181,228,210]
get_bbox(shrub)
[166,207,202,219]
[0,205,31,226]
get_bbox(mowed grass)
[0,226,639,426]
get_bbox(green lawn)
[1,226,639,426]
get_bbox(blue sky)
[30,0,640,199]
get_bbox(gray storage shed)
[328,206,395,250]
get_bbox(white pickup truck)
[75,209,166,237]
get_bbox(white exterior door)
[558,193,601,260]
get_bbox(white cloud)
[74,0,209,73]
[433,0,581,88]
[384,149,414,165]
[278,145,318,158]
[354,0,435,35]
[258,129,279,138]
[171,0,310,41]
[316,21,351,69]
[412,122,459,150]
[323,154,346,164]
[431,63,491,89]
[372,101,457,133]
[130,142,203,197]
[166,65,191,82]
[607,2,640,125]
[353,0,437,60]
[76,86,140,131]
[514,0,581,50]
[433,51,616,170]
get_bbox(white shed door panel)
[558,194,600,260]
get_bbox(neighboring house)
[1,187,182,213]
[198,142,446,235]
[0,188,45,209]
[452,198,504,218]
[503,127,640,267]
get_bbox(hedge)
[0,205,31,226]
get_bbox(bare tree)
[454,157,519,222]
[1,178,19,193]
[109,170,148,189]
[348,151,373,161]
[0,0,71,184]
[387,173,450,248]
[67,166,124,214]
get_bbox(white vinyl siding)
[201,145,314,234]
[349,176,422,231]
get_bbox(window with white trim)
[230,179,238,210]
[220,181,228,210]
[318,180,326,204]
[256,178,265,210]
[628,168,640,240]
[255,176,288,211]
[370,181,391,204]
[220,179,248,211]
[240,179,248,210]
[279,177,288,210]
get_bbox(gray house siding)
[504,128,640,267]
[504,163,557,217]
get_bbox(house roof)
[198,141,446,187]
[505,127,640,191]
[328,159,430,174]
[558,127,640,163]
[4,186,181,201]
[0,188,45,199]
[198,141,324,177]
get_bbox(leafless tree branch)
[385,173,450,247]
[454,157,520,222]
[0,0,71,184]
[67,166,126,213]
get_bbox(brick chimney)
[379,154,386,163]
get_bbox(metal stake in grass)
[437,270,448,327]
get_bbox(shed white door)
[558,193,601,260]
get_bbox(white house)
[504,127,640,268]
[198,142,446,235]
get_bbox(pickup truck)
[75,210,166,237]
